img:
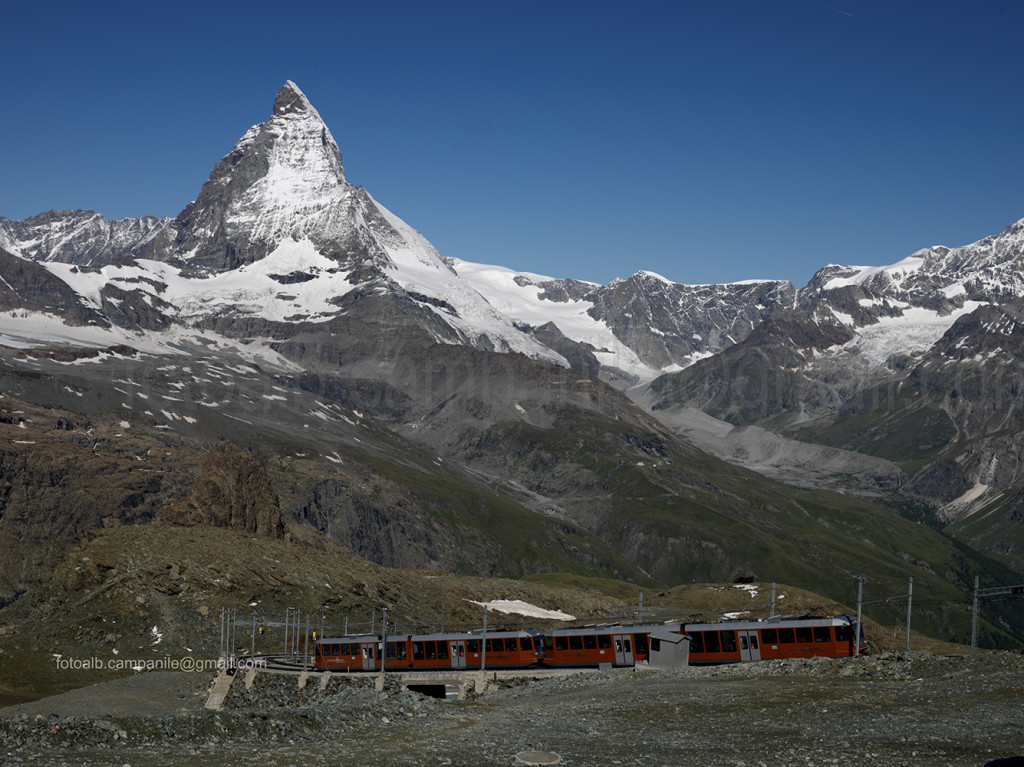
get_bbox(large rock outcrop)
[162,444,284,538]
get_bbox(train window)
[396,643,407,660]
[750,636,758,649]
[425,642,437,660]
[795,627,813,643]
[779,628,796,643]
[569,636,583,650]
[761,629,777,644]
[598,634,612,649]
[720,631,736,653]
[412,642,424,660]
[689,632,704,653]
[467,639,480,653]
[739,636,748,650]
[438,642,448,659]
[555,636,568,651]
[704,632,721,653]
[623,639,632,653]
[385,643,396,660]
[634,634,648,655]
[521,637,533,651]
[835,625,852,642]
[813,626,832,643]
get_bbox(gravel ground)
[1,652,1022,766]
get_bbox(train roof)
[318,628,540,643]
[316,634,378,643]
[548,622,678,635]
[685,615,853,630]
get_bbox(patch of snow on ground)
[733,584,759,599]
[467,599,575,621]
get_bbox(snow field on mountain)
[43,239,358,323]
[450,258,658,381]
[847,301,986,366]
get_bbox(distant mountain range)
[2,81,1022,645]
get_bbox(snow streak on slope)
[0,309,301,371]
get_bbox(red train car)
[314,634,382,671]
[315,630,542,671]
[542,624,666,668]
[683,615,863,665]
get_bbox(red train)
[313,615,865,672]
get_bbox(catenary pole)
[855,576,864,657]
[971,575,980,657]
[481,605,488,673]
[905,577,913,652]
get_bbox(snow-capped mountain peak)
[273,80,322,119]
[144,81,351,273]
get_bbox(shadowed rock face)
[163,444,284,539]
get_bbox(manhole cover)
[514,752,561,765]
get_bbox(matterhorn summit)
[146,80,361,273]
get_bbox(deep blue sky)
[3,1,1023,288]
